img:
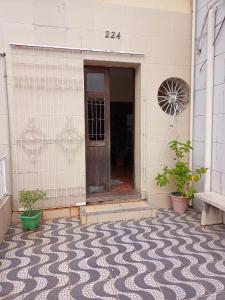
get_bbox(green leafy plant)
[155,140,207,199]
[20,190,46,215]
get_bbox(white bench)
[195,192,225,226]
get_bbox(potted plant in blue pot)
[19,189,46,230]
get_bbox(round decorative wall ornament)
[157,78,190,115]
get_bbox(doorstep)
[86,190,141,204]
[80,200,157,225]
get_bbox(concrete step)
[87,191,141,205]
[80,201,156,225]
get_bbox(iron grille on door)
[87,98,105,141]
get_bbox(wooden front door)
[84,67,110,193]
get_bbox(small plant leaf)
[20,190,46,211]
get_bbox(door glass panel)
[88,98,105,141]
[87,73,104,92]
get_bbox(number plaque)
[105,31,121,39]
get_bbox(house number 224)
[105,31,121,39]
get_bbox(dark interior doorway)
[109,68,134,192]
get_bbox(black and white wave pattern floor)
[1,209,225,300]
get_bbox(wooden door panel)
[86,146,106,193]
[85,67,110,193]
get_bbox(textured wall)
[193,0,225,209]
[8,47,86,211]
[0,0,192,210]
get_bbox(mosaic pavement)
[1,209,225,300]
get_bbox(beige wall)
[0,0,192,210]
[97,0,192,13]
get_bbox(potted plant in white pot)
[19,189,46,230]
[155,140,207,213]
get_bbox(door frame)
[84,65,136,196]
